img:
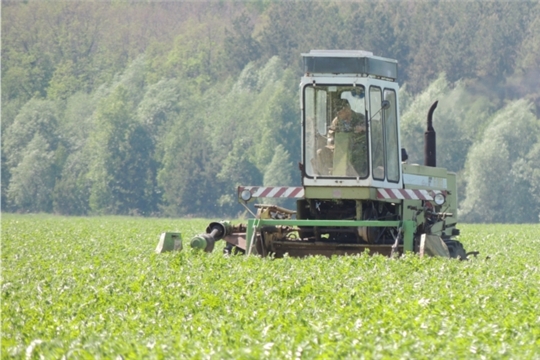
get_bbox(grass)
[2,214,539,359]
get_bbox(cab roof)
[302,50,398,80]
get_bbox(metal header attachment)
[301,50,398,80]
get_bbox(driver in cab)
[327,99,365,148]
[316,99,366,175]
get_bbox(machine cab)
[301,50,402,189]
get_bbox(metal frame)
[245,219,415,254]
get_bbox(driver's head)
[336,100,352,119]
[336,99,350,110]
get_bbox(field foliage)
[2,215,540,358]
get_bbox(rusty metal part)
[224,233,247,251]
[269,240,402,258]
[255,204,296,219]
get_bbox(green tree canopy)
[460,100,540,223]
[7,134,56,212]
[2,1,539,221]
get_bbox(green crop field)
[2,214,539,359]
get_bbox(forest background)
[2,0,540,223]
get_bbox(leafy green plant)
[2,215,539,358]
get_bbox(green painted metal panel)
[155,232,182,253]
[257,219,402,227]
[402,220,414,252]
[246,219,255,254]
[402,163,447,178]
[304,187,376,200]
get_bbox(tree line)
[2,1,539,222]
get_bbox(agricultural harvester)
[157,50,472,259]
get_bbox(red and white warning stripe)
[239,186,441,201]
[238,186,305,199]
[377,188,442,201]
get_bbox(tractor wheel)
[444,239,467,260]
[223,243,245,256]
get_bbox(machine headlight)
[240,189,252,202]
[434,192,446,206]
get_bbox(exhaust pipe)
[424,101,438,167]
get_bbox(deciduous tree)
[460,100,540,223]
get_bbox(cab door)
[369,84,401,186]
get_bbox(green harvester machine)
[157,50,474,260]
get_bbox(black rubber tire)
[223,243,245,256]
[444,239,467,260]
